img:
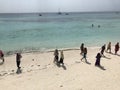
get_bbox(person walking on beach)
[54,49,59,63]
[100,44,106,56]
[80,43,84,55]
[95,53,102,66]
[106,42,111,53]
[115,42,119,55]
[0,50,5,63]
[81,47,87,62]
[59,50,64,65]
[16,53,22,69]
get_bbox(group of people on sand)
[100,42,119,55]
[80,42,119,67]
[54,49,64,66]
[80,43,101,66]
[0,42,119,70]
[95,42,119,67]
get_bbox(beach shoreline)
[3,46,103,56]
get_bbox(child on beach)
[100,44,106,56]
[0,50,5,63]
[95,53,102,66]
[80,43,84,55]
[81,47,87,62]
[106,42,111,53]
[115,42,119,55]
[16,53,22,69]
[54,49,59,63]
[59,50,64,65]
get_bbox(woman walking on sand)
[100,44,106,56]
[115,42,119,55]
[106,42,111,53]
[16,53,22,69]
[81,47,87,62]
[54,49,59,63]
[59,50,64,65]
[95,53,102,66]
[80,43,84,55]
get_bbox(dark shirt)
[16,53,22,61]
[96,53,101,59]
[54,49,59,56]
[115,44,119,51]
[0,50,4,57]
[102,46,105,51]
[80,45,84,52]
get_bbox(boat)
[57,8,62,15]
[39,14,42,16]
[65,13,69,15]
[58,12,62,15]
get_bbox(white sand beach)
[0,47,120,90]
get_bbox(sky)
[0,0,120,13]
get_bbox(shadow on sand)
[105,51,115,55]
[81,60,91,65]
[102,56,111,59]
[117,54,120,57]
[95,65,106,70]
[106,51,120,57]
[56,63,67,70]
[86,61,91,65]
[16,68,22,74]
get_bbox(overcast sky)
[0,0,120,13]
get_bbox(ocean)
[0,12,120,54]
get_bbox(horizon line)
[0,11,120,14]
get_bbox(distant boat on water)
[57,8,62,15]
[39,14,42,16]
[58,12,62,15]
[115,12,119,14]
[65,13,69,15]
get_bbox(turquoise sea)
[0,12,120,54]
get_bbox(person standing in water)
[16,53,22,69]
[92,24,94,27]
[98,25,100,28]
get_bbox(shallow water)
[0,12,120,53]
